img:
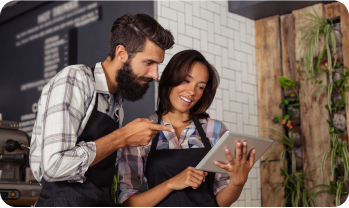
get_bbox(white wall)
[155,0,261,206]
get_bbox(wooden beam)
[260,161,285,207]
[293,3,335,207]
[340,2,349,151]
[255,15,284,162]
[280,13,297,97]
[325,2,341,19]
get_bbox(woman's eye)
[198,86,204,90]
[184,80,190,83]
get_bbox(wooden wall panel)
[325,2,342,19]
[280,14,297,97]
[293,4,334,207]
[340,2,349,150]
[256,15,285,207]
[256,15,284,162]
[260,161,284,207]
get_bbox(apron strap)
[150,115,162,151]
[90,66,99,111]
[193,118,212,152]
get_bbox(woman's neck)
[162,110,191,128]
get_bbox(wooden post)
[256,15,285,207]
[280,14,298,97]
[293,4,335,207]
[339,2,349,151]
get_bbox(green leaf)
[280,103,286,109]
[284,99,289,105]
[342,145,349,181]
[345,86,349,92]
[275,114,281,119]
[337,79,341,86]
[279,77,295,89]
[329,126,334,133]
[284,114,290,120]
[288,110,294,117]
[327,119,332,125]
[319,80,323,84]
[321,149,331,179]
[273,118,279,124]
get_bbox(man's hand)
[214,142,255,186]
[117,118,174,147]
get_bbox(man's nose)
[148,65,159,80]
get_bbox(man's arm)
[40,66,97,183]
[90,119,174,167]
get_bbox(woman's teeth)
[180,96,192,103]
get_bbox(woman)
[117,50,255,206]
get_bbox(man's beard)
[115,60,153,101]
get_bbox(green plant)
[311,180,348,206]
[321,134,349,181]
[264,127,316,206]
[111,173,119,204]
[279,77,299,98]
[275,167,315,207]
[300,10,337,83]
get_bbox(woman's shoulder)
[149,111,159,124]
[199,117,228,131]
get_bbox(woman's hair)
[156,50,220,122]
[108,14,174,60]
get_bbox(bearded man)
[29,14,175,207]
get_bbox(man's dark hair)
[108,14,174,60]
[156,50,220,122]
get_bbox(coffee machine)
[0,120,41,206]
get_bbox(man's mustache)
[137,77,154,83]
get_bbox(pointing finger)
[149,123,175,132]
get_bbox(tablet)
[195,131,273,174]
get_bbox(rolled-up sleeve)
[39,66,96,183]
[117,145,148,204]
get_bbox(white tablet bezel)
[195,131,274,174]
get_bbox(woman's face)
[169,61,209,114]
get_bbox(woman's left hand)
[214,142,255,187]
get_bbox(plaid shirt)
[29,62,124,184]
[117,113,231,204]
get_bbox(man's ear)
[115,45,128,63]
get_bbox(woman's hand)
[214,142,255,186]
[166,166,208,191]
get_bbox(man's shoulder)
[42,64,95,93]
[54,64,93,81]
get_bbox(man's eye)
[146,61,152,65]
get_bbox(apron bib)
[145,117,218,207]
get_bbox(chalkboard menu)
[0,1,155,137]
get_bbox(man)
[29,14,175,206]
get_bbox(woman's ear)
[114,45,129,63]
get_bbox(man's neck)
[101,56,120,94]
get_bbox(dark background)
[0,1,155,135]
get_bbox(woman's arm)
[215,142,256,207]
[123,167,208,207]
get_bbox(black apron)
[35,67,119,207]
[145,117,218,207]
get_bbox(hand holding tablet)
[195,131,274,174]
